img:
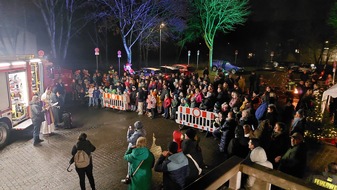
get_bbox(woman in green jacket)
[124,137,154,190]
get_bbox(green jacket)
[124,147,155,190]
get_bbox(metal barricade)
[102,92,127,111]
[175,106,217,133]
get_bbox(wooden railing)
[184,156,326,190]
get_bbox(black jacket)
[70,140,96,166]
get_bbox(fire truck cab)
[0,57,71,148]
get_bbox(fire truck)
[0,57,72,148]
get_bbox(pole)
[235,50,238,65]
[160,27,162,66]
[188,50,191,65]
[118,57,121,77]
[96,55,98,71]
[197,50,200,69]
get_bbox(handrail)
[184,156,326,190]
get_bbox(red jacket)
[163,97,172,108]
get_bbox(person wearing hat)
[182,129,205,170]
[154,141,189,189]
[276,132,307,178]
[124,121,147,183]
[127,121,146,149]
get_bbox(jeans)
[76,163,95,190]
[137,102,144,114]
[88,97,94,106]
[164,107,169,118]
[94,98,99,106]
[33,121,42,144]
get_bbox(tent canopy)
[321,83,337,113]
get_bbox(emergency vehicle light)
[0,62,10,67]
[29,58,42,63]
[11,61,26,66]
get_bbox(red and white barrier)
[102,92,127,111]
[175,106,217,132]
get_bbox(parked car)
[297,63,316,73]
[160,65,180,79]
[136,67,162,77]
[260,61,279,71]
[284,62,316,73]
[211,59,244,74]
[172,63,196,76]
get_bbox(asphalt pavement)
[0,102,336,190]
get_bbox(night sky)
[1,0,335,68]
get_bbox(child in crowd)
[88,84,94,107]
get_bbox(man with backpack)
[70,133,96,190]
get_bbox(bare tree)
[93,0,187,66]
[33,0,91,64]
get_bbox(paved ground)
[1,102,337,190]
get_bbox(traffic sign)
[38,50,44,57]
[95,48,99,55]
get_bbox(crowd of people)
[30,64,334,189]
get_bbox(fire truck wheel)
[0,122,9,149]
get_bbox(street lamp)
[159,23,165,66]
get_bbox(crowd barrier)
[175,106,217,133]
[102,92,127,111]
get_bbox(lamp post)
[235,50,238,65]
[197,50,200,69]
[188,50,191,65]
[159,23,165,66]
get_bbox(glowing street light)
[159,23,165,66]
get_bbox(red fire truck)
[0,57,72,148]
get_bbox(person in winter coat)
[127,121,146,149]
[170,94,180,120]
[130,86,138,111]
[130,86,137,111]
[172,130,183,153]
[70,133,96,190]
[182,129,205,169]
[245,142,273,190]
[93,86,101,107]
[227,124,251,158]
[163,94,172,119]
[266,122,290,168]
[218,111,237,153]
[137,86,147,115]
[124,137,155,190]
[154,141,189,190]
[276,132,307,179]
[30,95,46,146]
[290,109,306,136]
